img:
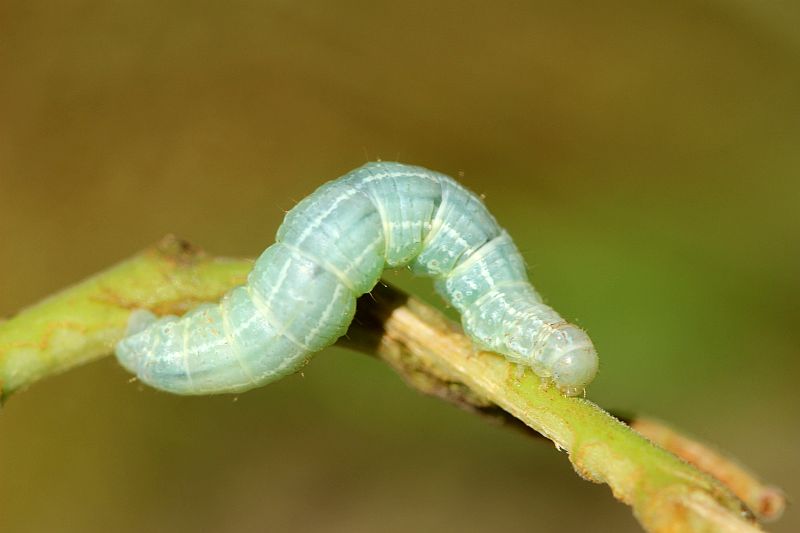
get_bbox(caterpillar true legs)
[116,162,599,396]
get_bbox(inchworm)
[116,162,598,396]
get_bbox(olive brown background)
[1,2,799,532]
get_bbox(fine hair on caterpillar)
[116,162,599,396]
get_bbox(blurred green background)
[1,1,798,531]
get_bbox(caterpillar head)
[540,324,598,396]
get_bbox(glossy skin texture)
[116,162,598,396]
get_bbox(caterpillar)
[116,162,598,396]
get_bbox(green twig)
[0,236,251,398]
[0,237,775,532]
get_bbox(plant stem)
[0,237,775,532]
[0,236,251,398]
[344,284,763,532]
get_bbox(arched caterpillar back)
[116,162,598,396]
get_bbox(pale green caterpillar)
[116,162,598,396]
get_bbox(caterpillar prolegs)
[116,162,599,396]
